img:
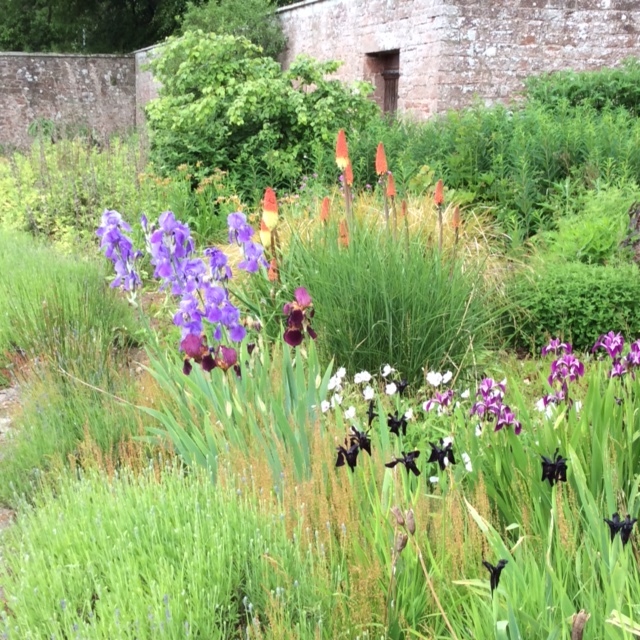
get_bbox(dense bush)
[146,31,378,200]
[525,58,640,115]
[180,0,285,59]
[506,260,640,353]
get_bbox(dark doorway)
[365,50,400,115]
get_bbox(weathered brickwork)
[0,53,135,149]
[278,0,640,117]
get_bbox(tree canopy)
[0,0,297,53]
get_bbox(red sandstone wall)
[279,0,640,117]
[0,53,135,149]
[278,0,448,117]
[441,0,640,109]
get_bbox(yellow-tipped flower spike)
[259,219,272,248]
[335,129,350,171]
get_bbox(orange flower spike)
[452,205,461,229]
[434,179,444,206]
[335,129,350,171]
[267,258,279,282]
[344,161,354,187]
[259,219,272,248]
[320,196,330,223]
[386,172,396,198]
[339,218,350,247]
[262,187,279,231]
[375,142,388,175]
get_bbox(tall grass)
[0,231,137,383]
[0,231,146,504]
[278,219,496,384]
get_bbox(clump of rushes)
[376,142,389,224]
[335,129,352,223]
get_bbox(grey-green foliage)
[1,468,347,638]
[180,0,286,59]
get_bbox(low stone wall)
[0,53,135,149]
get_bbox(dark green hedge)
[506,261,640,353]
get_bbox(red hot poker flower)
[262,187,278,231]
[335,129,349,170]
[375,142,388,175]
[320,196,330,223]
[386,172,396,198]
[434,179,444,206]
[344,161,354,187]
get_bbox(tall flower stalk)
[434,179,445,253]
[376,142,389,225]
[335,129,353,224]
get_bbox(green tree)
[146,31,377,197]
[0,0,192,53]
[180,0,285,59]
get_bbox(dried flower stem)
[437,204,444,254]
[382,175,389,225]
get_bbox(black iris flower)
[605,512,637,546]
[387,411,408,437]
[396,379,410,396]
[540,449,568,486]
[427,439,456,471]
[349,426,372,456]
[385,451,421,476]
[483,559,508,596]
[336,441,360,472]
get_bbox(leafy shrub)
[146,31,378,199]
[180,0,285,59]
[525,58,640,115]
[0,137,231,246]
[506,260,640,353]
[533,184,640,265]
[265,221,496,384]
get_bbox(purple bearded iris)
[283,287,316,346]
[96,209,142,292]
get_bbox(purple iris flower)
[238,240,268,274]
[495,405,522,435]
[423,389,455,413]
[610,359,628,378]
[283,287,316,346]
[205,248,233,282]
[593,331,625,360]
[548,354,585,386]
[625,340,640,368]
[541,338,572,356]
[96,209,141,292]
